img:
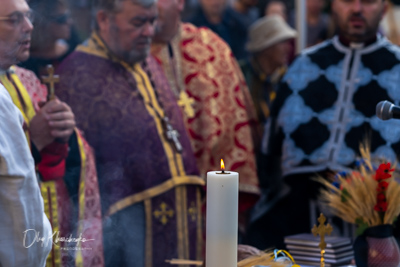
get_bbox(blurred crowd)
[59,0,333,61]
[23,0,335,155]
[25,0,400,134]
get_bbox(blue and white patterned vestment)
[247,35,400,250]
[264,35,400,178]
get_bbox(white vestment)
[0,84,52,267]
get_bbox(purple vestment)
[56,32,204,266]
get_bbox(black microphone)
[376,100,400,120]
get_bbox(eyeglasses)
[0,10,34,27]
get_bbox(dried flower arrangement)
[316,145,400,235]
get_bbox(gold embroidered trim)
[145,199,153,267]
[107,175,204,216]
[182,186,190,260]
[41,181,61,267]
[175,186,185,261]
[74,130,87,267]
[196,188,203,261]
[0,68,36,146]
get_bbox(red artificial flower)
[377,181,390,192]
[374,201,388,212]
[375,163,394,181]
[377,192,386,201]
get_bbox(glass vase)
[354,224,400,267]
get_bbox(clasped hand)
[30,98,75,151]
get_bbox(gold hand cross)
[312,213,333,267]
[41,64,59,101]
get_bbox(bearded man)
[0,0,103,265]
[56,0,205,265]
[246,0,400,250]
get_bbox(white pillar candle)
[206,160,238,267]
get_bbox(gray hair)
[93,0,157,12]
[92,0,157,29]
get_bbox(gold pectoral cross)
[162,117,183,153]
[41,64,59,101]
[312,213,333,267]
[177,90,195,118]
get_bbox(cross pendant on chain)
[162,117,183,153]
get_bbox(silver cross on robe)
[162,117,183,153]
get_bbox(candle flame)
[220,159,225,171]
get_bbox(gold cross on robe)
[312,213,333,267]
[188,202,197,222]
[153,202,174,225]
[178,90,195,118]
[41,64,59,101]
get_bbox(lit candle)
[206,159,238,267]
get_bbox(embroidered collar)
[78,31,138,68]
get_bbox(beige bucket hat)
[246,15,297,53]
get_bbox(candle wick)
[222,170,225,174]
